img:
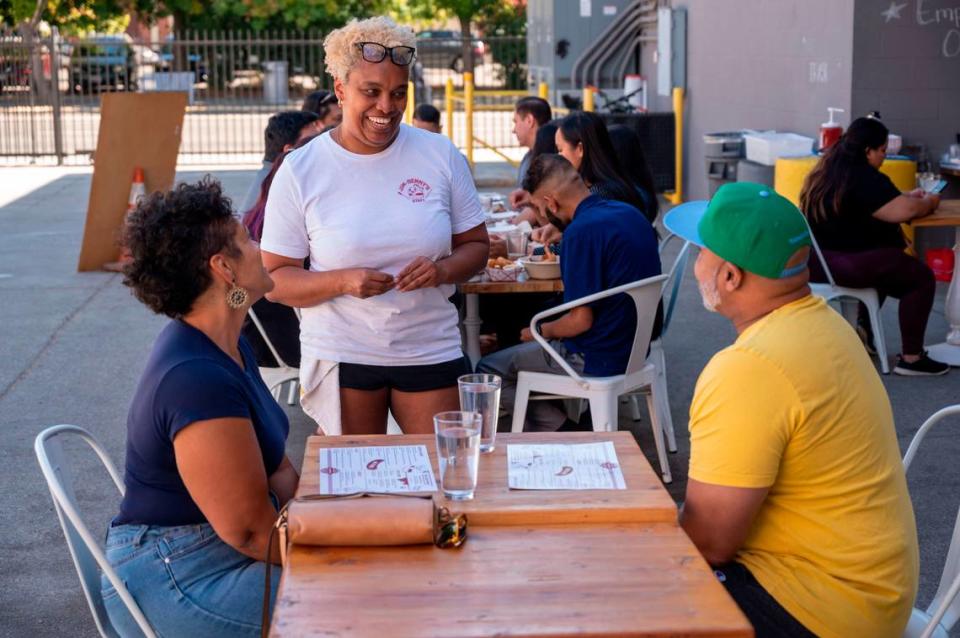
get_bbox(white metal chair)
[510,274,673,482]
[902,405,960,638]
[624,236,692,453]
[248,307,300,405]
[807,229,890,374]
[34,425,157,638]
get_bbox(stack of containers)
[703,131,745,196]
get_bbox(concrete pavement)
[0,164,958,637]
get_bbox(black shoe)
[893,352,950,376]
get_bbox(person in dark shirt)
[102,178,297,637]
[800,116,946,376]
[607,123,659,225]
[531,111,651,248]
[478,154,661,431]
[241,133,319,369]
[238,110,321,216]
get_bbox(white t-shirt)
[261,125,485,366]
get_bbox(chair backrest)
[528,274,667,384]
[903,405,960,635]
[622,275,671,377]
[801,217,837,287]
[34,425,157,638]
[659,239,692,338]
[248,307,293,370]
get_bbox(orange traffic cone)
[127,166,145,212]
[103,167,144,272]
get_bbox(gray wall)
[851,0,960,164]
[677,0,855,199]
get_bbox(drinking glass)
[505,229,528,259]
[458,374,502,453]
[433,411,482,500]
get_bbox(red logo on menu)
[398,178,432,203]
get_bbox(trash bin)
[736,159,775,187]
[262,61,288,104]
[704,131,744,196]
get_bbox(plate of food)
[518,247,560,280]
[485,257,523,282]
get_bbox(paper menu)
[507,442,626,490]
[317,445,438,495]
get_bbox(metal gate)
[0,29,526,165]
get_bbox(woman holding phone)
[800,116,946,376]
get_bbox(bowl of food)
[518,252,560,280]
[485,257,523,282]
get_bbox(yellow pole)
[464,71,474,169]
[445,77,455,142]
[538,81,549,101]
[404,81,415,125]
[583,86,595,112]
[667,87,685,205]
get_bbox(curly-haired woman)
[101,177,297,637]
[262,16,488,435]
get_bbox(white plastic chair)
[34,425,157,638]
[807,229,890,374]
[902,405,960,638]
[624,236,692,453]
[248,307,300,405]
[510,274,673,482]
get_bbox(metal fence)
[0,28,527,165]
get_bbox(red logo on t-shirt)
[397,178,432,203]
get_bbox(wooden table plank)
[298,432,678,525]
[270,523,753,638]
[460,279,564,294]
[912,199,960,228]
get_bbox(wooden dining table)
[269,432,753,637]
[912,199,960,365]
[459,277,564,367]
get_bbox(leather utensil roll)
[286,496,435,546]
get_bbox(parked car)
[0,36,32,91]
[416,30,485,72]
[67,35,160,94]
[159,37,209,84]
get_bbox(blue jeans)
[101,523,280,637]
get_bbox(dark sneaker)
[893,352,950,376]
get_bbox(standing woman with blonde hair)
[261,16,489,434]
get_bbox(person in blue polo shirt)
[477,153,661,431]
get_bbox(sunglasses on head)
[356,42,416,67]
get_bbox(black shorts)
[339,357,472,392]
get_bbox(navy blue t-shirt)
[561,194,661,376]
[116,320,290,526]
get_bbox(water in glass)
[458,374,502,453]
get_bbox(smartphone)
[929,180,948,195]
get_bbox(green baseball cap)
[664,182,811,279]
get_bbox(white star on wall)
[882,1,907,22]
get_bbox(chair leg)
[650,347,677,453]
[588,391,620,433]
[866,300,890,374]
[511,376,532,433]
[628,394,643,421]
[286,380,298,406]
[563,399,584,423]
[645,392,672,483]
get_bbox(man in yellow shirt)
[665,182,919,637]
